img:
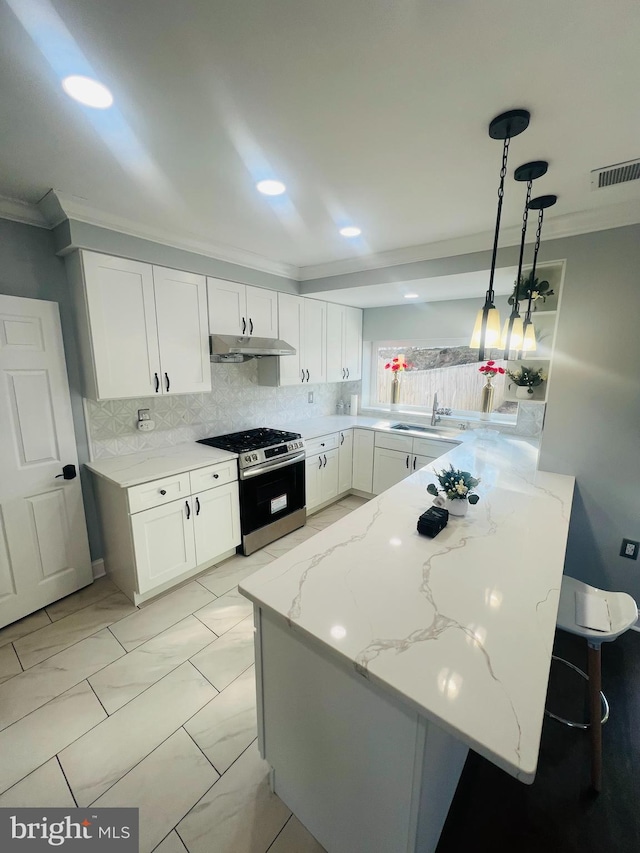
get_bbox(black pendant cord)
[479,135,510,361]
[523,209,544,325]
[503,178,532,359]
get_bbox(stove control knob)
[252,453,258,460]
[245,455,251,462]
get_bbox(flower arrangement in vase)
[506,366,546,398]
[427,465,481,517]
[508,271,554,310]
[478,360,505,418]
[384,356,413,404]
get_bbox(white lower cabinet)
[193,482,241,566]
[372,450,438,494]
[131,498,197,594]
[306,448,339,512]
[352,429,375,493]
[338,430,353,493]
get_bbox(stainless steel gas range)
[197,428,306,555]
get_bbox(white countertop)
[274,414,464,444]
[240,434,574,783]
[85,444,238,488]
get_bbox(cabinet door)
[338,430,353,493]
[411,454,436,473]
[303,299,327,384]
[305,455,323,511]
[352,429,374,493]
[207,279,246,335]
[278,293,304,386]
[344,306,363,381]
[131,498,196,594]
[82,252,160,400]
[193,482,241,565]
[321,449,340,504]
[326,303,346,383]
[372,448,411,495]
[153,267,210,394]
[246,286,278,338]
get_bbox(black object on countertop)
[417,506,449,538]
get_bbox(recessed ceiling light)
[62,75,113,108]
[339,226,362,238]
[256,179,286,196]
[404,293,419,299]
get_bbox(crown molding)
[0,194,49,228]
[36,190,299,280]
[298,199,640,281]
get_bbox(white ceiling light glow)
[256,179,286,196]
[339,226,362,238]
[62,75,113,108]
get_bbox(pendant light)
[501,161,548,357]
[470,109,530,360]
[520,194,558,354]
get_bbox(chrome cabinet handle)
[165,372,170,392]
[323,454,327,467]
[185,501,191,520]
[249,318,253,335]
[154,373,160,393]
[195,496,200,516]
[242,317,246,334]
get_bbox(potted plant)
[384,356,413,404]
[508,271,554,310]
[506,365,546,399]
[427,465,481,517]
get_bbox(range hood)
[209,335,296,362]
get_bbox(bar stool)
[546,575,638,791]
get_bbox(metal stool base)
[545,655,610,729]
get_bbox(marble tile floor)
[0,495,367,853]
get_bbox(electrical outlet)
[620,538,639,560]
[137,419,155,432]
[308,391,314,403]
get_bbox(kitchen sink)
[391,423,438,433]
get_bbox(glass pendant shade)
[470,306,501,349]
[500,316,524,351]
[521,322,537,352]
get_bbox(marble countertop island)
[240,434,574,783]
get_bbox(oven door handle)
[239,451,306,480]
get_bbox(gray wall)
[0,218,103,561]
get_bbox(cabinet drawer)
[190,459,238,494]
[374,432,413,453]
[128,473,191,514]
[306,433,339,455]
[412,437,455,458]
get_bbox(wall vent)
[591,158,640,189]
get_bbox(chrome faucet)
[431,392,440,426]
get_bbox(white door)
[352,429,374,493]
[338,430,353,493]
[278,293,304,386]
[303,299,327,385]
[207,279,246,336]
[0,296,92,628]
[153,267,211,395]
[372,448,411,495]
[320,449,340,504]
[246,286,278,338]
[305,455,323,511]
[193,482,241,565]
[326,303,346,383]
[344,306,363,381]
[82,252,160,399]
[131,498,197,594]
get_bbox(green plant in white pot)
[427,466,480,517]
[506,366,546,399]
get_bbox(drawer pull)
[213,473,219,479]
[159,489,167,496]
[320,442,325,447]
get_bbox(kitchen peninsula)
[240,434,575,853]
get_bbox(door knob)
[55,464,77,480]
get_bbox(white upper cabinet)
[207,278,278,338]
[153,266,210,395]
[326,303,362,382]
[258,293,327,386]
[74,252,210,400]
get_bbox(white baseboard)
[92,558,106,579]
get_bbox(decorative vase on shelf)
[516,386,532,400]
[480,377,494,421]
[391,373,401,405]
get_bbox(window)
[371,342,517,416]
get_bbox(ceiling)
[1,0,640,279]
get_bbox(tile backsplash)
[85,361,362,459]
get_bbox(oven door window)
[240,460,305,535]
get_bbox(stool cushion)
[557,576,638,642]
